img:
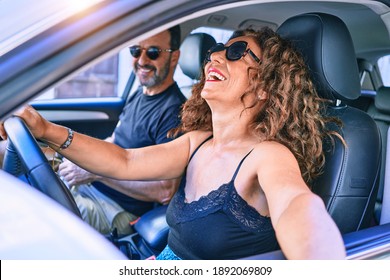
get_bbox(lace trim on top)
[170,178,273,233]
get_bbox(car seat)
[277,13,381,234]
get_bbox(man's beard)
[136,59,170,88]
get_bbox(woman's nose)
[209,49,225,63]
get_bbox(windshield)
[0,0,104,56]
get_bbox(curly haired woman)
[0,27,346,260]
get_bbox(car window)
[378,55,390,86]
[37,48,133,100]
[361,70,375,92]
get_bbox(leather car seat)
[277,13,381,234]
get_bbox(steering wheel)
[3,116,81,217]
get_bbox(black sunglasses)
[129,45,173,60]
[205,41,261,64]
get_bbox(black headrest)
[375,86,390,114]
[179,32,216,80]
[277,13,360,102]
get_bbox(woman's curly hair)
[170,27,344,186]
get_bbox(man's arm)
[94,176,180,204]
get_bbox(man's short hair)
[168,25,181,51]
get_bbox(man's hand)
[58,158,98,186]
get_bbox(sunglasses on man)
[205,41,261,64]
[129,45,174,60]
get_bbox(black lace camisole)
[165,137,279,259]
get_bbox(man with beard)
[54,26,186,236]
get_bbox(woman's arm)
[255,141,346,260]
[0,106,191,181]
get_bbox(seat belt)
[380,127,390,224]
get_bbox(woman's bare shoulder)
[254,140,293,154]
[252,140,299,166]
[186,130,213,145]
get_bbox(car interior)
[2,0,390,260]
[114,11,386,259]
[139,7,390,259]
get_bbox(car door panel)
[31,97,125,140]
